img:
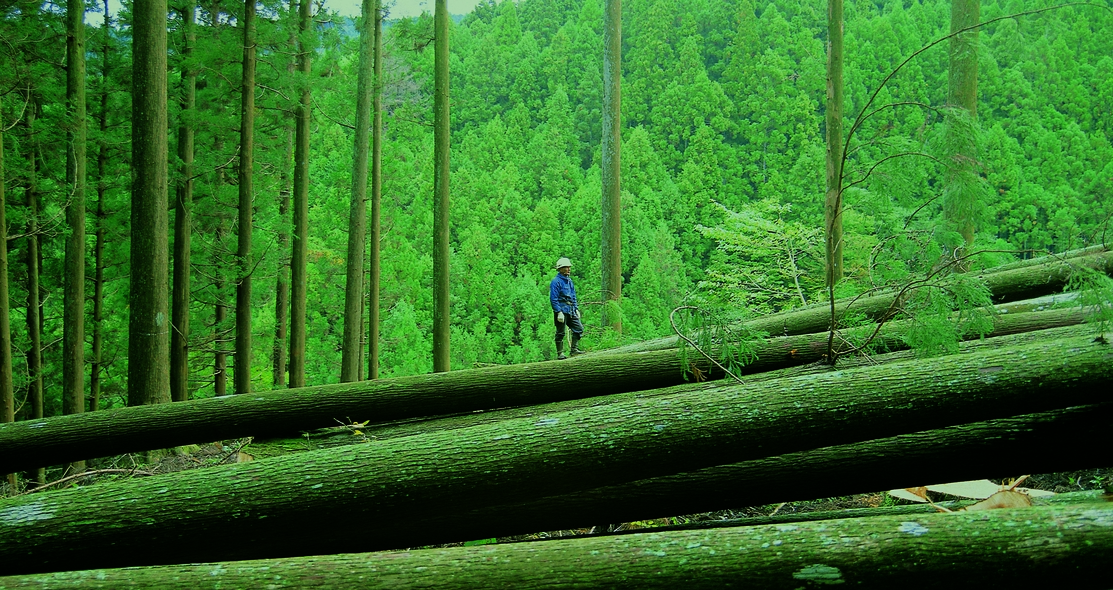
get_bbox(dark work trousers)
[554,310,584,353]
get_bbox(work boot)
[570,336,583,356]
[556,340,567,360]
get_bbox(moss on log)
[0,303,1089,473]
[2,503,1111,588]
[249,321,1095,459]
[371,402,1111,548]
[0,333,1109,574]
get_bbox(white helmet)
[555,257,572,269]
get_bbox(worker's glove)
[556,312,565,323]
[574,308,581,319]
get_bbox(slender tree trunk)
[235,0,256,395]
[432,0,451,372]
[273,127,291,389]
[90,0,110,414]
[128,0,171,407]
[207,1,229,397]
[601,0,621,333]
[824,0,844,289]
[24,102,43,430]
[289,0,311,388]
[273,12,295,390]
[0,94,15,492]
[0,332,1109,572]
[945,0,980,254]
[367,0,382,380]
[340,0,376,382]
[171,3,197,403]
[63,0,87,473]
[6,502,1106,586]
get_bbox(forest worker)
[550,257,584,360]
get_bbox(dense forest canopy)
[0,0,1110,415]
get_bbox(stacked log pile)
[0,250,1110,586]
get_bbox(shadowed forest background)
[2,0,1111,413]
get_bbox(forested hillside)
[0,0,1109,416]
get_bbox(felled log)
[608,249,1113,353]
[2,502,1110,588]
[0,301,1089,472]
[0,331,1108,575]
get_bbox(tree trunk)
[273,8,296,389]
[171,3,197,403]
[235,0,256,395]
[367,0,382,380]
[24,100,43,426]
[824,0,844,288]
[0,315,1094,472]
[369,402,1112,549]
[90,0,109,414]
[432,0,450,372]
[5,502,1107,587]
[340,0,375,382]
[609,249,1113,353]
[944,0,980,252]
[128,0,171,408]
[289,0,311,388]
[273,128,292,389]
[63,0,87,474]
[601,0,621,333]
[0,333,1108,571]
[250,320,1095,455]
[0,93,15,491]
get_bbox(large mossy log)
[0,333,1109,574]
[608,249,1113,353]
[365,403,1111,549]
[0,303,1089,472]
[251,322,1095,458]
[2,503,1111,588]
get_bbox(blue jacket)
[549,273,578,314]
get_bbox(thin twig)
[16,468,154,496]
[669,306,745,385]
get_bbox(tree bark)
[90,0,109,414]
[172,3,197,403]
[340,0,376,382]
[601,0,621,333]
[273,6,296,389]
[369,402,1112,549]
[945,0,980,252]
[235,0,256,395]
[0,333,1109,571]
[5,502,1108,587]
[289,0,311,388]
[367,0,382,380]
[0,315,1094,473]
[63,0,87,473]
[609,249,1113,353]
[0,93,15,491]
[128,0,171,408]
[432,0,450,372]
[824,0,844,287]
[24,100,43,427]
[249,320,1095,455]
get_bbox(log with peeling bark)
[0,333,1109,574]
[0,302,1090,472]
[1,502,1110,588]
[608,249,1113,353]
